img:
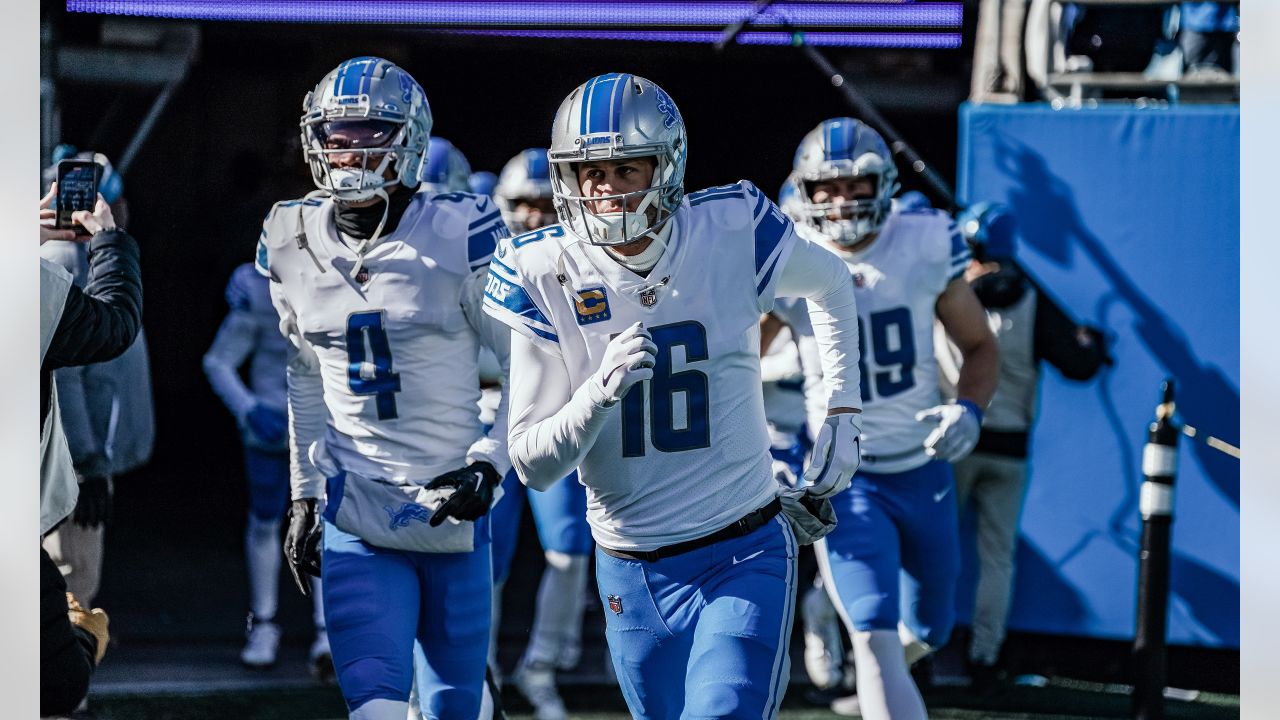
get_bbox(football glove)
[245,403,288,446]
[801,411,863,499]
[593,321,657,404]
[915,400,982,463]
[73,475,112,528]
[425,461,502,527]
[778,485,838,545]
[284,498,322,596]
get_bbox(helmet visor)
[316,120,400,150]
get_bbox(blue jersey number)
[858,307,916,402]
[346,311,401,420]
[512,224,565,249]
[619,321,711,457]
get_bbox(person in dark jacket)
[39,181,142,717]
[936,202,1110,692]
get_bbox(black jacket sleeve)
[1032,290,1109,382]
[42,229,143,372]
[40,547,97,717]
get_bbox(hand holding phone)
[56,160,102,235]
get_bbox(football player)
[203,263,330,676]
[417,136,472,194]
[259,57,510,720]
[489,148,594,720]
[774,117,998,720]
[483,73,864,719]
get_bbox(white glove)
[801,411,863,499]
[593,321,658,405]
[915,400,983,463]
[777,485,837,545]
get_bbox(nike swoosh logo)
[732,550,765,565]
[933,486,951,503]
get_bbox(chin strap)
[294,190,330,274]
[344,187,391,281]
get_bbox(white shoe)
[830,693,862,717]
[309,630,335,684]
[240,616,282,668]
[514,660,567,720]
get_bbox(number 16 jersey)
[484,180,798,551]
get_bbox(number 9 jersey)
[780,203,969,474]
[256,190,512,498]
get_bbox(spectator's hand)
[245,403,288,446]
[1078,324,1115,366]
[802,411,862,499]
[39,183,76,244]
[73,475,112,528]
[425,461,502,526]
[66,593,109,664]
[71,194,117,236]
[284,499,322,596]
[916,401,982,462]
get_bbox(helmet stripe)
[586,72,620,135]
[608,73,631,134]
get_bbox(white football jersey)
[484,180,798,550]
[257,191,510,485]
[226,263,288,411]
[780,204,968,473]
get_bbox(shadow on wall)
[995,137,1239,510]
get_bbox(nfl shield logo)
[640,288,658,307]
[607,595,623,614]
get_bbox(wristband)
[956,398,984,427]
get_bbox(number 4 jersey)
[483,181,808,551]
[781,204,969,474]
[256,190,511,496]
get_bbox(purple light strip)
[67,1,963,28]
[447,28,963,49]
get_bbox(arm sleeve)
[506,333,617,491]
[43,229,143,371]
[774,232,863,420]
[202,310,260,422]
[53,367,112,479]
[268,282,327,500]
[461,268,512,476]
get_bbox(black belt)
[599,498,782,563]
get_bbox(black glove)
[73,475,112,528]
[424,461,502,527]
[284,498,322,596]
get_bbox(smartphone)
[56,159,103,234]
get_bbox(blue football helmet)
[418,137,473,193]
[957,201,1017,261]
[299,57,432,203]
[469,170,498,198]
[786,117,899,247]
[548,73,687,246]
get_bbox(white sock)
[851,629,927,720]
[523,552,588,667]
[245,515,281,621]
[349,698,409,720]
